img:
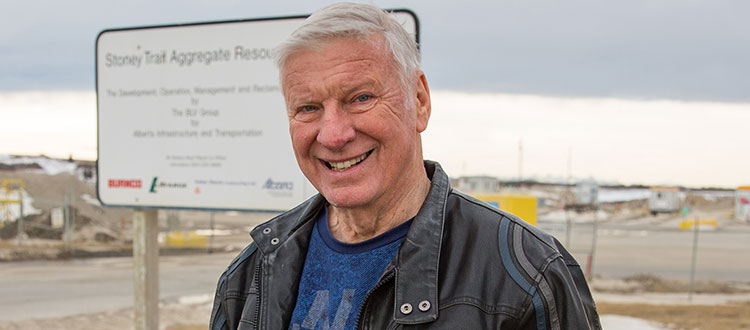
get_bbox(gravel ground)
[3,292,749,330]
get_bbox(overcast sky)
[2,0,749,188]
[2,0,749,102]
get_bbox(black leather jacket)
[210,161,601,330]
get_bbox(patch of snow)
[194,229,233,236]
[599,188,650,203]
[177,293,213,305]
[694,190,735,201]
[539,210,568,223]
[594,291,750,306]
[523,189,560,200]
[539,209,610,223]
[600,315,669,330]
[0,189,42,222]
[0,155,76,175]
[80,193,101,206]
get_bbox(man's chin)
[322,188,375,210]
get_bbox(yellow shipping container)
[473,194,537,226]
[678,218,717,230]
[164,231,207,248]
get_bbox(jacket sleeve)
[554,239,602,329]
[511,232,601,330]
[541,254,602,330]
[513,253,602,330]
[210,269,229,330]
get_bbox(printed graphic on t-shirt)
[290,289,354,330]
[288,208,412,330]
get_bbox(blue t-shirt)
[288,207,412,330]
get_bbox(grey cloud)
[1,0,749,102]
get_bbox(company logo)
[108,179,142,189]
[262,178,294,197]
[262,178,294,191]
[149,177,188,193]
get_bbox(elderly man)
[210,3,601,329]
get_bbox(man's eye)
[355,94,371,103]
[291,105,321,122]
[299,105,318,112]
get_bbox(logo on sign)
[262,178,294,190]
[149,177,188,193]
[108,179,142,189]
[262,178,294,197]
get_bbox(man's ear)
[415,71,431,133]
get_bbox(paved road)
[540,222,750,282]
[0,252,235,322]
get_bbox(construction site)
[1,154,749,330]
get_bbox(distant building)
[75,159,97,183]
[574,180,599,206]
[736,186,750,222]
[455,176,499,194]
[649,186,681,215]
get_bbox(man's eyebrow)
[339,78,379,94]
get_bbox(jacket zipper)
[355,270,395,330]
[252,262,262,330]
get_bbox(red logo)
[108,179,142,189]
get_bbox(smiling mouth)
[324,150,373,171]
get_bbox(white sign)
[51,207,64,228]
[96,12,419,211]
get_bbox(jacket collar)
[249,160,450,325]
[250,193,325,256]
[392,160,448,324]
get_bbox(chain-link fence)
[539,216,750,300]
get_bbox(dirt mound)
[593,273,750,294]
[0,170,131,244]
[598,302,750,330]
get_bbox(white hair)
[275,2,420,90]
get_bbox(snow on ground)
[0,189,42,221]
[598,188,650,203]
[693,189,735,200]
[80,193,101,206]
[594,291,750,306]
[0,155,76,176]
[539,209,610,223]
[600,315,669,330]
[176,293,213,305]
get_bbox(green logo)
[149,177,158,193]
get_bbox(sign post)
[133,209,159,330]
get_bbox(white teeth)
[328,153,368,171]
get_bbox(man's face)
[281,35,430,209]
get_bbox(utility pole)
[64,193,71,252]
[567,145,572,184]
[209,211,215,254]
[565,145,572,248]
[588,204,600,279]
[518,139,523,182]
[688,218,700,303]
[17,189,24,246]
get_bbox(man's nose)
[316,104,356,150]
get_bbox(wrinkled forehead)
[280,34,391,78]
